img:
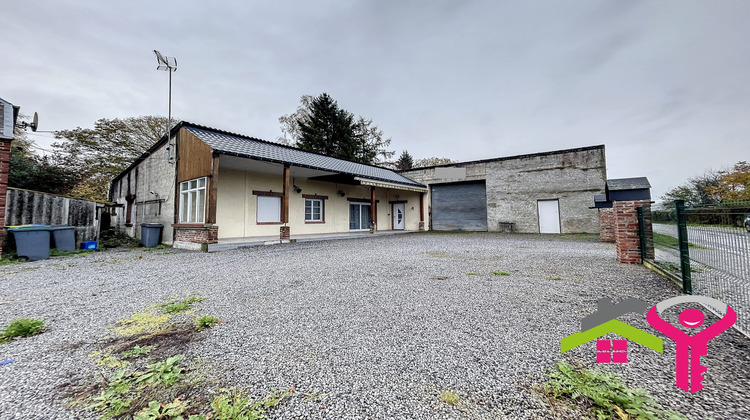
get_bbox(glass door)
[349,203,371,231]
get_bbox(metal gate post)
[637,207,647,261]
[675,200,692,294]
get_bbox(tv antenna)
[154,50,177,163]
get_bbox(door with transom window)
[392,203,405,230]
[349,203,371,231]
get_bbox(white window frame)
[305,198,324,222]
[257,195,282,223]
[179,177,207,224]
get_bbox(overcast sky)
[3,1,749,199]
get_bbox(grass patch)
[1,318,45,342]
[439,390,460,405]
[50,249,95,257]
[653,233,704,249]
[195,315,220,331]
[540,361,685,420]
[492,270,511,276]
[160,296,205,314]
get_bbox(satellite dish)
[31,112,38,132]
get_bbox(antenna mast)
[153,50,178,163]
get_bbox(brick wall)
[174,225,219,245]
[613,200,652,264]
[598,207,615,243]
[0,139,11,256]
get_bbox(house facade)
[399,145,607,234]
[110,122,427,250]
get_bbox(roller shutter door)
[431,182,488,231]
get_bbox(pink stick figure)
[647,296,736,393]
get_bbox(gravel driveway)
[1,233,749,419]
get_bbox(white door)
[538,199,561,234]
[393,203,405,230]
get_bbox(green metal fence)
[643,200,750,336]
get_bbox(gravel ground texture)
[1,232,749,419]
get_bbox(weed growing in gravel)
[112,311,172,336]
[211,387,294,419]
[160,296,205,314]
[0,318,45,342]
[195,315,220,331]
[440,391,460,405]
[466,272,478,275]
[302,388,328,403]
[492,270,511,276]
[541,361,686,420]
[122,345,154,359]
[134,399,191,419]
[545,276,562,281]
[136,354,185,386]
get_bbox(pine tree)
[395,151,414,170]
[283,93,394,165]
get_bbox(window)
[179,177,206,223]
[596,339,627,363]
[257,195,281,223]
[305,199,323,222]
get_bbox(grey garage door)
[431,181,488,231]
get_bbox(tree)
[707,161,750,201]
[395,151,414,170]
[279,93,394,165]
[8,115,81,195]
[52,116,171,201]
[414,157,456,167]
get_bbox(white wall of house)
[111,140,176,243]
[216,168,421,239]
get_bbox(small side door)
[393,203,405,230]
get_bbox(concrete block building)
[399,145,607,234]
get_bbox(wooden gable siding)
[177,128,213,183]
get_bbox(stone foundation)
[173,225,218,251]
[280,226,290,240]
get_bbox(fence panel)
[683,202,750,336]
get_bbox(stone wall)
[110,137,176,244]
[400,146,606,233]
[4,188,100,248]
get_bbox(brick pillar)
[598,208,615,243]
[0,139,12,257]
[280,226,290,240]
[613,200,652,264]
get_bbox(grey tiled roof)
[606,177,651,191]
[185,125,423,187]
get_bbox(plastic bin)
[8,226,52,261]
[49,225,76,252]
[141,223,163,248]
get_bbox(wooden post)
[282,165,290,223]
[370,186,377,231]
[419,192,425,222]
[207,154,220,224]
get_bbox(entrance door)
[349,203,371,231]
[393,203,405,230]
[538,199,561,234]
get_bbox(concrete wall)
[216,167,421,239]
[111,139,176,244]
[4,188,100,246]
[400,146,606,234]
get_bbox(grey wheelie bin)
[8,225,52,261]
[141,223,163,248]
[50,225,76,252]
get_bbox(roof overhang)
[354,177,428,193]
